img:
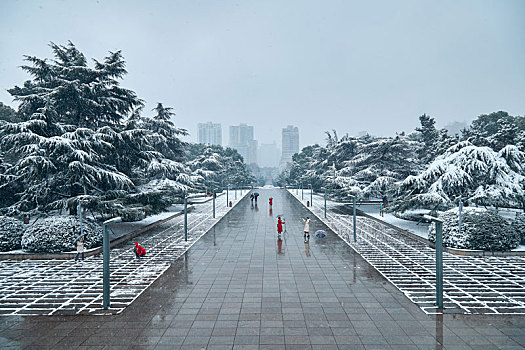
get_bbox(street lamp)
[424,214,444,310]
[102,216,122,310]
[309,184,313,207]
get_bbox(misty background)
[1,0,524,149]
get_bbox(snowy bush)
[119,207,147,222]
[428,207,520,251]
[22,216,102,253]
[510,215,525,245]
[0,216,24,251]
[393,211,431,223]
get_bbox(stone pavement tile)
[334,335,362,344]
[260,335,285,344]
[208,335,235,345]
[234,335,259,344]
[310,335,337,345]
[285,345,313,350]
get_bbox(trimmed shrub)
[511,215,525,245]
[22,216,102,253]
[0,216,25,251]
[428,207,520,251]
[119,207,146,222]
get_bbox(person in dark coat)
[134,242,146,258]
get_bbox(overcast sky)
[1,0,524,149]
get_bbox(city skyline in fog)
[1,0,524,149]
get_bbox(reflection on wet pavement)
[0,189,524,349]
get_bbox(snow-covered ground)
[289,189,525,315]
[0,190,249,316]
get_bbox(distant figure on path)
[277,216,284,236]
[269,197,273,206]
[250,193,254,204]
[75,236,85,262]
[379,203,384,217]
[302,217,310,241]
[134,242,146,259]
[254,192,259,203]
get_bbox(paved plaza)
[297,191,525,315]
[0,191,248,316]
[1,189,525,349]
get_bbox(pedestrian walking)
[379,203,384,217]
[75,236,85,262]
[302,217,310,241]
[250,193,255,204]
[269,197,273,206]
[254,192,259,203]
[277,216,284,236]
[134,242,146,259]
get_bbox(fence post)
[324,190,327,218]
[353,196,357,242]
[213,191,216,218]
[184,195,188,241]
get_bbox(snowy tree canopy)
[281,132,421,200]
[397,141,525,211]
[0,42,197,217]
[8,41,143,128]
[185,143,255,191]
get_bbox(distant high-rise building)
[198,122,222,146]
[280,125,299,169]
[258,142,281,168]
[229,124,257,165]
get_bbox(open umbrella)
[315,230,326,239]
[72,232,86,244]
[253,192,259,197]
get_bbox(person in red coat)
[269,197,273,206]
[277,216,284,235]
[134,242,146,258]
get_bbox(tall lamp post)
[309,184,313,207]
[424,215,444,310]
[102,216,121,310]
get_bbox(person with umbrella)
[253,192,259,203]
[74,235,85,262]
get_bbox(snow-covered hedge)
[428,207,520,251]
[0,216,25,251]
[511,215,525,245]
[22,216,102,253]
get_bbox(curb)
[287,190,525,257]
[0,193,230,261]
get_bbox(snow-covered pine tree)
[462,111,525,151]
[8,41,143,128]
[415,114,440,163]
[397,141,525,212]
[0,106,134,215]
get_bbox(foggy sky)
[1,0,524,149]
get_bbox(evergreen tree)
[0,102,19,123]
[397,141,525,211]
[8,41,143,128]
[415,114,440,162]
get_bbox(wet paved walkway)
[0,191,248,316]
[295,190,525,315]
[1,189,525,349]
